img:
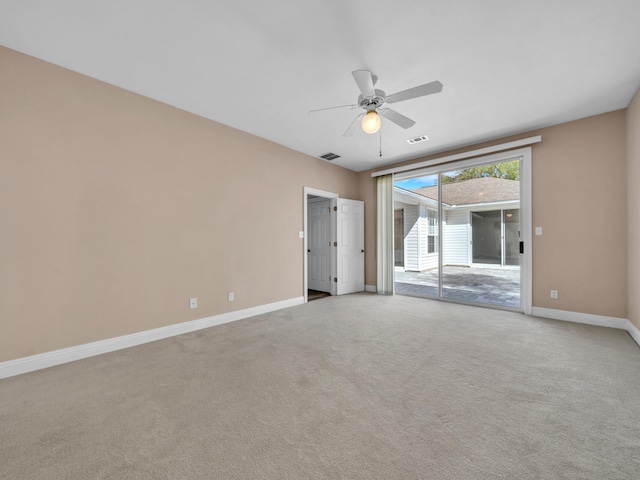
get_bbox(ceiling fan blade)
[308,104,357,114]
[379,108,416,129]
[352,70,376,97]
[386,80,443,104]
[343,112,365,137]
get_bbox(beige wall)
[0,47,361,362]
[1,45,635,364]
[531,112,627,316]
[627,87,640,331]
[359,110,628,318]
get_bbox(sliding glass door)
[394,158,523,310]
[470,209,520,267]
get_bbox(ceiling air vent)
[407,135,429,145]
[319,152,340,161]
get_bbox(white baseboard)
[365,284,376,293]
[4,299,635,381]
[531,307,640,348]
[626,319,640,347]
[0,296,304,380]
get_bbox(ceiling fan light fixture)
[361,110,381,134]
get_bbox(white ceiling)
[2,0,640,172]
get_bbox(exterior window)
[427,209,438,254]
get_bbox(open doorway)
[307,195,332,300]
[303,188,365,303]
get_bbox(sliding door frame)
[394,147,532,315]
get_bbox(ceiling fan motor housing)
[358,90,386,111]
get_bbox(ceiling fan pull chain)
[379,131,382,157]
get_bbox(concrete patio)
[395,266,520,309]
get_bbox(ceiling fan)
[311,70,443,136]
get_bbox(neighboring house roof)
[411,177,520,206]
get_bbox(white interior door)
[335,198,365,295]
[307,199,332,292]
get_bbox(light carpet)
[1,293,639,479]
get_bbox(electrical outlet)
[228,292,235,302]
[550,290,558,299]
[535,227,543,236]
[189,297,197,309]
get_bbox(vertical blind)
[376,174,394,294]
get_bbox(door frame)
[303,187,338,302]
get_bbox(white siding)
[418,205,427,270]
[421,252,438,271]
[397,204,438,272]
[443,209,470,266]
[403,205,419,271]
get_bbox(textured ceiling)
[2,0,640,172]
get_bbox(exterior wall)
[443,210,470,266]
[400,200,521,270]
[0,47,361,362]
[360,110,627,318]
[396,202,437,272]
[418,206,428,270]
[627,86,640,331]
[402,205,420,271]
